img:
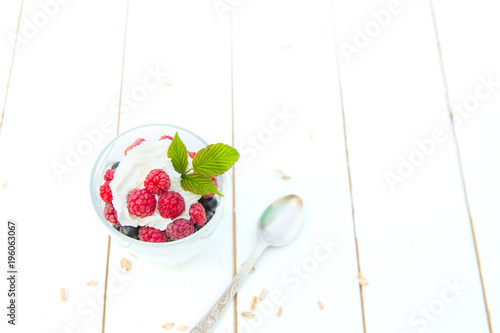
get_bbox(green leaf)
[181,173,223,197]
[167,132,188,176]
[192,143,240,177]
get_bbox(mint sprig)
[168,132,240,197]
[193,143,240,177]
[167,132,188,175]
[181,173,223,196]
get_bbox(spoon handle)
[191,240,268,333]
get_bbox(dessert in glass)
[90,124,237,265]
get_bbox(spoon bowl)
[258,194,304,247]
[192,194,304,333]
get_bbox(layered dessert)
[98,133,235,243]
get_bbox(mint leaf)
[181,173,223,196]
[192,143,240,177]
[167,132,188,176]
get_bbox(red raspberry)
[160,135,173,140]
[166,219,194,240]
[99,182,113,202]
[144,169,170,195]
[189,203,207,226]
[157,191,185,219]
[202,178,218,198]
[188,151,196,158]
[127,189,157,218]
[124,138,145,155]
[104,203,119,226]
[104,169,115,181]
[138,226,168,243]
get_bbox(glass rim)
[90,123,227,248]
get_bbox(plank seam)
[101,1,130,332]
[230,1,238,331]
[330,1,367,332]
[429,1,493,332]
[0,0,24,137]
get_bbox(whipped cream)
[110,138,201,231]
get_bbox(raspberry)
[104,203,119,226]
[166,219,194,240]
[99,182,113,202]
[188,151,196,158]
[160,135,173,140]
[202,178,218,198]
[138,226,168,243]
[189,203,207,226]
[127,189,157,218]
[124,138,145,155]
[104,169,115,181]
[157,191,185,219]
[144,169,170,195]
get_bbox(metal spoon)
[191,194,304,333]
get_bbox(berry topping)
[144,169,170,195]
[206,210,215,222]
[111,161,120,170]
[127,189,157,218]
[160,135,174,140]
[166,219,194,240]
[199,196,218,212]
[202,177,218,198]
[104,202,119,225]
[99,182,113,203]
[120,226,139,240]
[189,203,207,226]
[104,169,115,181]
[138,226,168,243]
[124,138,145,155]
[188,151,196,158]
[157,191,186,219]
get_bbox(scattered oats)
[162,322,175,330]
[277,307,283,317]
[241,312,255,319]
[275,169,291,181]
[127,252,137,258]
[60,288,68,301]
[85,280,98,287]
[2,181,7,189]
[282,46,292,52]
[259,289,267,301]
[120,257,131,272]
[164,82,172,87]
[309,130,314,139]
[318,301,324,311]
[176,325,188,331]
[249,296,258,311]
[358,273,369,287]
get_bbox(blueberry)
[112,224,120,231]
[194,224,203,231]
[111,161,120,170]
[199,197,218,211]
[206,210,215,222]
[120,226,139,240]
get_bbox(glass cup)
[90,124,226,265]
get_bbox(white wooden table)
[0,0,498,332]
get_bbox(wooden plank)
[0,0,127,331]
[0,0,22,124]
[432,0,500,330]
[332,0,491,332]
[103,1,235,332]
[232,0,364,332]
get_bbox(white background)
[0,0,498,332]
